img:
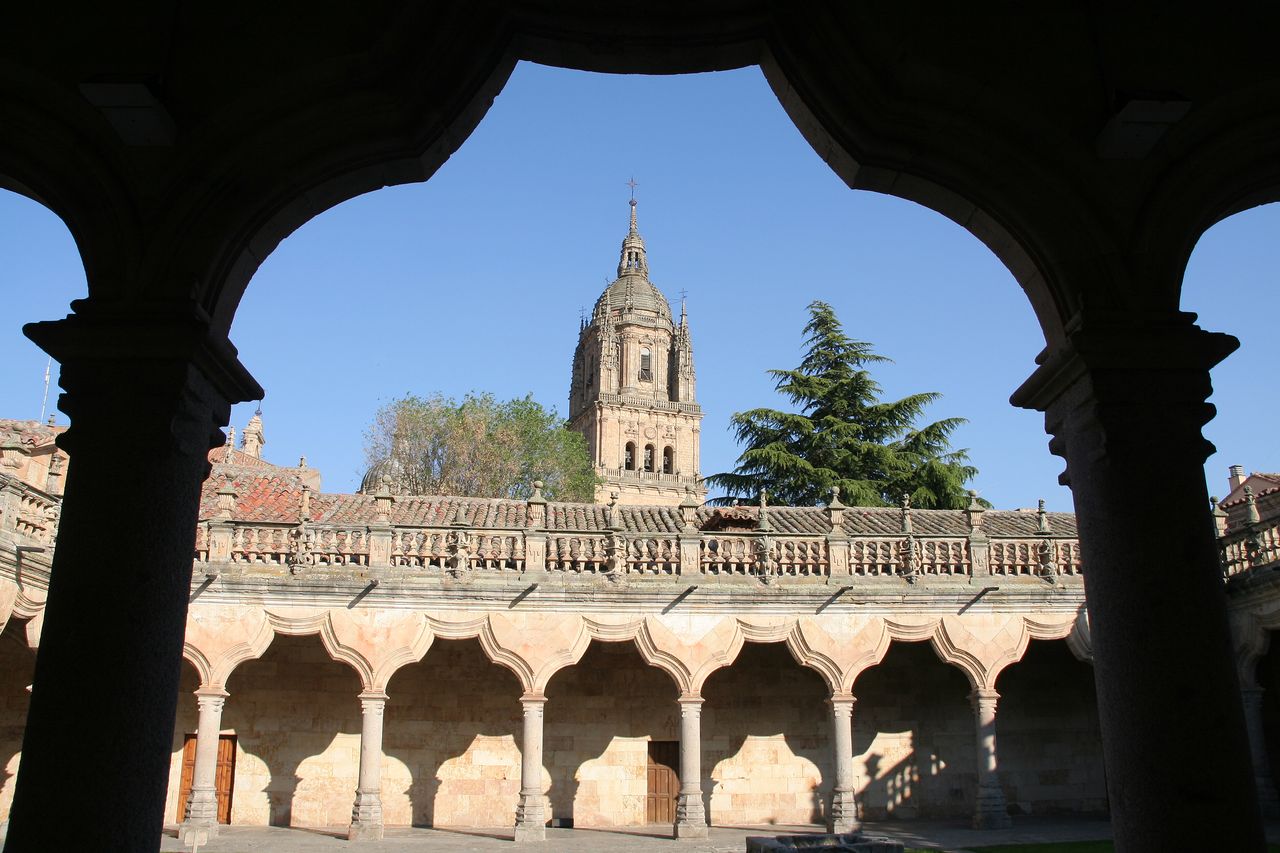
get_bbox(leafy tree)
[706,301,981,508]
[364,392,598,501]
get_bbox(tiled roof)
[200,462,1079,538]
[208,445,276,469]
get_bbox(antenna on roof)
[38,356,51,424]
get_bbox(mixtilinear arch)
[1,7,1277,852]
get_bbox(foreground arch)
[2,7,1277,852]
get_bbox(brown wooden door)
[176,734,236,824]
[646,740,680,824]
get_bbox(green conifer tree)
[706,301,980,508]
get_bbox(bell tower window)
[644,444,655,472]
[662,446,674,474]
[625,442,636,471]
[639,347,652,381]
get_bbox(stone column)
[514,693,547,842]
[674,695,707,839]
[827,693,858,833]
[1012,322,1264,851]
[3,311,260,853]
[179,688,229,844]
[1240,687,1280,818]
[349,691,388,840]
[969,688,1010,829]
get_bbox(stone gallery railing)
[1222,517,1280,579]
[190,491,1085,585]
[0,474,59,547]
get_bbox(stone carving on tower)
[568,193,706,506]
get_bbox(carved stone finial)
[215,480,237,520]
[757,489,773,532]
[298,456,307,469]
[1037,499,1050,534]
[1245,484,1262,526]
[299,484,311,522]
[607,490,624,531]
[226,425,235,451]
[900,494,913,535]
[827,486,844,509]
[453,503,469,527]
[530,480,545,502]
[679,487,699,531]
[965,490,986,533]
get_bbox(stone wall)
[544,641,679,826]
[852,641,977,820]
[703,642,831,826]
[996,640,1107,814]
[0,620,33,821]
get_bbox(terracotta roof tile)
[199,464,1080,539]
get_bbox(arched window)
[624,442,636,471]
[639,347,652,381]
[644,444,655,472]
[662,446,674,474]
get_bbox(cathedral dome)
[594,274,672,323]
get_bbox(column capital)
[520,692,546,708]
[677,693,703,707]
[827,691,857,710]
[194,688,228,713]
[359,691,387,713]
[24,305,262,461]
[194,686,229,699]
[969,687,1001,705]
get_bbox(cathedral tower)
[569,198,705,506]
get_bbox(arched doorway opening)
[994,640,1106,816]
[851,641,974,820]
[702,641,829,827]
[221,634,362,827]
[542,640,677,828]
[382,637,523,828]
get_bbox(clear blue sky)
[0,63,1275,509]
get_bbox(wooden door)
[646,740,680,824]
[176,734,236,824]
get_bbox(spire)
[617,189,649,279]
[242,407,265,459]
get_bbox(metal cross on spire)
[626,176,638,200]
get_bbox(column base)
[349,790,384,841]
[514,794,545,843]
[972,785,1011,830]
[177,821,217,845]
[827,787,859,833]
[674,792,708,839]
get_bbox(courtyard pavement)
[155,817,1119,852]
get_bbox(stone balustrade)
[1222,516,1280,578]
[189,511,1088,585]
[0,473,59,547]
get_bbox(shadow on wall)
[851,640,975,821]
[543,641,678,827]
[223,634,363,827]
[1260,631,1280,792]
[995,640,1107,816]
[382,638,523,828]
[702,641,830,827]
[0,619,35,821]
